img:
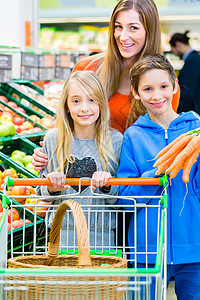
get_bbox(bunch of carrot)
[153,128,200,183]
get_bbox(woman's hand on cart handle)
[47,172,70,193]
[32,142,48,171]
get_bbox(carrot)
[182,144,200,183]
[153,135,193,168]
[155,148,184,175]
[155,133,187,159]
[169,161,184,179]
[166,136,200,174]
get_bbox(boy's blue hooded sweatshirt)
[117,112,200,265]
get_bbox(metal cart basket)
[0,176,168,300]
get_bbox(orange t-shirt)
[73,56,180,134]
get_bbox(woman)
[32,0,179,167]
[73,0,179,133]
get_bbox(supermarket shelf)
[39,6,200,24]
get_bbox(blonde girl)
[37,70,123,248]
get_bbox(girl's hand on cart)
[92,171,112,190]
[47,172,70,192]
[32,143,48,171]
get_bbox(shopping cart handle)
[4,176,167,188]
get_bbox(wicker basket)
[8,200,127,299]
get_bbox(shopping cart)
[0,176,168,300]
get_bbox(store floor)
[167,282,176,299]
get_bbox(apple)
[19,124,29,131]
[23,121,34,130]
[2,168,18,179]
[11,154,24,164]
[30,127,43,133]
[11,186,30,204]
[13,220,24,229]
[23,155,33,166]
[0,96,8,103]
[0,112,13,123]
[11,150,26,158]
[12,116,25,126]
[26,199,49,217]
[5,122,16,136]
[8,101,18,109]
[7,209,20,223]
[26,163,34,169]
[0,124,10,137]
[15,107,26,114]
[0,200,3,212]
[27,186,36,195]
[24,219,32,225]
[19,130,30,135]
[29,115,41,123]
[40,117,52,128]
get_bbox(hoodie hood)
[132,111,199,132]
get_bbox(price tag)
[0,54,12,69]
[0,54,12,82]
[38,68,55,81]
[0,69,12,83]
[55,67,71,79]
[56,54,72,68]
[21,66,38,81]
[39,54,55,67]
[21,52,39,67]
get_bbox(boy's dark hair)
[169,31,190,47]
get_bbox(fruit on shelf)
[29,115,41,123]
[0,125,10,137]
[25,198,50,218]
[12,116,25,126]
[40,117,52,128]
[12,220,24,229]
[0,96,8,103]
[11,154,24,164]
[23,155,33,166]
[2,169,18,179]
[23,121,34,130]
[7,209,20,223]
[8,101,18,109]
[11,150,26,158]
[6,122,16,136]
[11,186,30,204]
[0,112,13,123]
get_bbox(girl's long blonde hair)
[51,71,117,172]
[98,0,162,100]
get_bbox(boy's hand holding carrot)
[154,129,200,183]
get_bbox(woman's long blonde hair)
[98,0,162,100]
[51,71,117,172]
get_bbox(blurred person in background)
[169,31,200,114]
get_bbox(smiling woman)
[73,0,180,133]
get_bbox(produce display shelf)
[0,195,45,258]
[0,136,39,178]
[0,95,47,130]
[0,82,55,117]
[13,79,44,96]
